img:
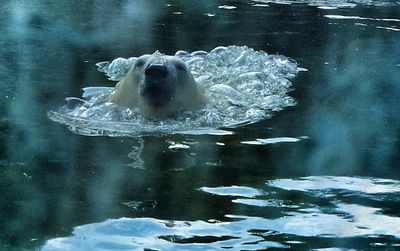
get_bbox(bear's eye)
[135,59,146,68]
[175,62,187,72]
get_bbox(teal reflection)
[198,185,265,198]
[43,176,400,250]
[42,217,288,250]
[1,0,400,250]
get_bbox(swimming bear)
[109,51,205,117]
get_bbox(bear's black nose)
[145,64,169,78]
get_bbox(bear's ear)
[133,55,151,70]
[174,61,188,72]
[134,58,146,68]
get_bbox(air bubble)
[49,46,300,136]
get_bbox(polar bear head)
[109,51,205,117]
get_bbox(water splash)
[48,46,299,136]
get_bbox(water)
[1,0,400,250]
[43,176,400,250]
[48,45,298,136]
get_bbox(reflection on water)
[44,176,400,250]
[241,136,302,145]
[1,0,400,250]
[43,217,288,250]
[198,185,265,198]
[324,14,400,32]
[268,176,400,194]
[253,0,400,7]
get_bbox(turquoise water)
[1,0,400,250]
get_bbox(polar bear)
[109,51,205,117]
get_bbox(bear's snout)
[145,63,169,79]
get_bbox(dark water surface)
[1,0,400,250]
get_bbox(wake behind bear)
[109,51,205,118]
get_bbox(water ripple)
[49,46,299,136]
[268,176,400,194]
[198,185,265,198]
[43,176,400,250]
[252,0,400,8]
